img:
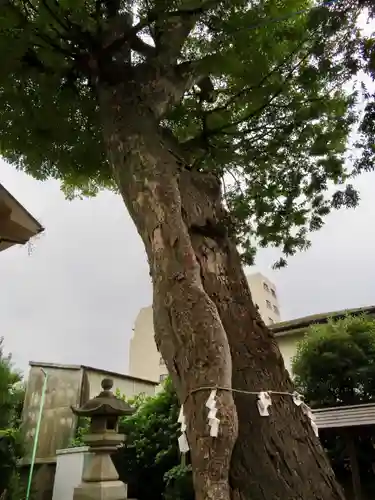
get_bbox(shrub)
[0,338,25,500]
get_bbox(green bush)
[0,338,25,500]
[0,429,24,499]
[114,379,190,500]
[164,464,194,500]
[292,314,375,497]
[69,417,90,448]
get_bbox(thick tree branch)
[165,0,224,17]
[101,21,156,58]
[6,0,82,59]
[40,0,70,33]
[196,50,313,138]
[141,54,218,119]
[205,32,315,118]
[152,1,226,65]
[102,0,222,63]
[129,35,156,58]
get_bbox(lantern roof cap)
[71,378,134,417]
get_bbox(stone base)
[74,480,127,500]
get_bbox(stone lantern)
[71,378,134,500]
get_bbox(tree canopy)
[292,314,375,408]
[0,0,373,266]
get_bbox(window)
[268,317,274,324]
[159,374,168,383]
[273,305,279,315]
[263,282,269,292]
[266,300,272,309]
[159,356,165,365]
[271,289,276,298]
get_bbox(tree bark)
[180,170,345,500]
[97,78,345,500]
[98,81,238,500]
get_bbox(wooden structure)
[313,403,375,500]
[0,182,43,252]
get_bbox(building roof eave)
[271,305,375,337]
[313,402,375,430]
[0,182,44,252]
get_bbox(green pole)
[26,368,48,500]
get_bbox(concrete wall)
[52,447,91,500]
[84,367,157,400]
[22,363,157,464]
[22,365,82,462]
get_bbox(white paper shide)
[206,389,220,437]
[257,391,272,416]
[302,403,319,437]
[178,405,190,453]
[292,391,304,407]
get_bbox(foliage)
[163,464,194,500]
[0,0,373,266]
[292,314,375,407]
[113,378,190,500]
[0,429,24,499]
[0,339,23,430]
[0,339,25,500]
[68,417,90,448]
[292,314,375,498]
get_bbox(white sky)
[1,159,375,377]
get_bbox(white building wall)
[128,307,164,383]
[246,273,281,325]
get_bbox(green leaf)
[0,0,370,268]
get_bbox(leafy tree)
[0,1,373,498]
[0,338,25,500]
[113,379,193,500]
[293,314,375,408]
[293,315,375,499]
[354,0,375,178]
[0,338,23,429]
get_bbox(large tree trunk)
[99,82,238,500]
[98,80,345,500]
[179,171,345,499]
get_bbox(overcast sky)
[1,158,375,377]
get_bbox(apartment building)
[128,306,163,383]
[247,272,281,325]
[128,272,282,383]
